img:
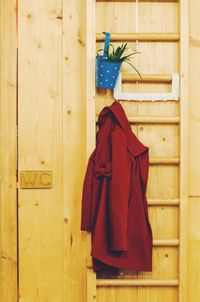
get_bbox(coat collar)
[98,101,148,157]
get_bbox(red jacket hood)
[98,101,148,157]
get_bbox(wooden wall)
[189,0,200,301]
[0,0,199,302]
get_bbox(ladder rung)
[96,0,179,2]
[150,157,180,165]
[96,116,180,124]
[129,116,180,124]
[96,33,180,42]
[153,239,179,246]
[148,199,179,206]
[97,279,179,287]
[123,74,172,83]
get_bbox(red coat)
[81,101,153,273]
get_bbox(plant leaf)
[97,48,104,53]
[125,61,142,79]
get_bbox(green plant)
[97,43,142,79]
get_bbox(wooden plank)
[86,0,96,268]
[137,287,178,302]
[97,279,179,287]
[87,269,97,302]
[149,157,179,165]
[0,1,17,301]
[179,1,189,302]
[96,116,180,124]
[85,1,97,301]
[62,0,89,302]
[137,124,179,158]
[18,1,63,300]
[149,206,178,240]
[96,32,180,42]
[123,74,172,83]
[85,1,97,300]
[128,116,180,124]
[148,199,179,206]
[97,287,138,302]
[188,198,200,302]
[147,166,179,200]
[86,0,96,156]
[153,239,179,246]
[96,1,137,34]
[137,246,178,280]
[97,0,179,2]
[188,0,200,300]
[138,0,179,33]
[132,117,180,125]
[189,1,200,195]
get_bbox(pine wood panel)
[189,0,200,195]
[137,287,178,302]
[179,0,189,301]
[137,101,179,117]
[62,0,88,301]
[137,124,179,158]
[0,1,17,302]
[18,1,64,300]
[148,207,178,239]
[96,1,137,33]
[97,287,138,302]
[188,198,200,302]
[147,166,179,199]
[138,247,178,280]
[97,287,178,302]
[188,0,200,301]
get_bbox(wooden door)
[85,1,189,302]
[17,1,88,301]
[1,0,88,301]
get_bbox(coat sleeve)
[138,150,152,232]
[138,150,149,194]
[81,155,94,231]
[109,125,130,251]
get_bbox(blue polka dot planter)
[96,58,122,89]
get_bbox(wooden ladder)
[85,0,189,301]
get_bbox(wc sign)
[20,171,52,189]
